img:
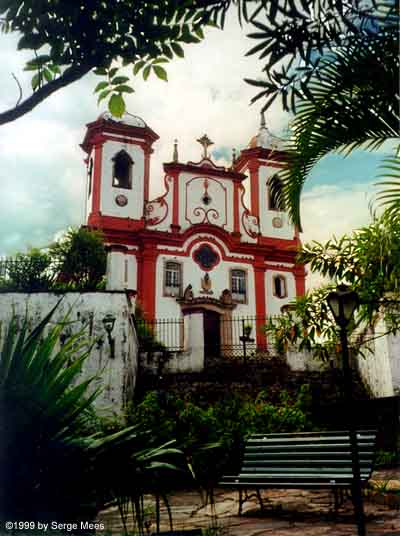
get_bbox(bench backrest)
[241,430,377,481]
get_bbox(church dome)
[98,111,147,128]
[248,113,285,150]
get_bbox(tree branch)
[11,73,23,106]
[0,63,93,126]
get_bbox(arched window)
[112,150,133,189]
[267,174,284,211]
[231,269,247,303]
[273,275,287,299]
[164,262,182,297]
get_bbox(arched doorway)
[178,288,237,364]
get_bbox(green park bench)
[219,430,377,515]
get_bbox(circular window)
[272,216,283,228]
[115,194,128,207]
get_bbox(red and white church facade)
[81,112,305,363]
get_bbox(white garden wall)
[0,291,138,413]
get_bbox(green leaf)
[108,67,118,79]
[143,65,151,81]
[171,42,184,58]
[48,64,61,74]
[162,44,173,59]
[43,68,53,82]
[94,81,109,93]
[97,88,111,104]
[153,65,168,82]
[114,84,134,94]
[17,33,46,50]
[152,58,169,64]
[108,93,126,118]
[133,60,145,75]
[93,67,107,76]
[194,26,204,39]
[31,73,40,91]
[24,54,51,68]
[111,75,130,85]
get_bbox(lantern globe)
[327,285,358,327]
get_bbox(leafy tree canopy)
[266,211,400,361]
[0,0,387,125]
[49,227,107,290]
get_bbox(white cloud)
[300,183,374,289]
[0,15,385,263]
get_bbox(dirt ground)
[99,469,400,535]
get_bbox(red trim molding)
[254,261,267,347]
[294,266,306,296]
[137,249,158,318]
[91,141,103,216]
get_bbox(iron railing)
[220,315,275,360]
[136,315,276,359]
[136,317,185,352]
[0,256,61,284]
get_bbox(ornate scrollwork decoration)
[145,175,172,226]
[239,185,260,239]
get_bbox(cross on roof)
[196,134,214,159]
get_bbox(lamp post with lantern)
[327,285,366,536]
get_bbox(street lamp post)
[327,285,366,536]
[239,320,254,365]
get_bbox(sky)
[0,14,394,288]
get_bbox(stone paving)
[99,469,400,535]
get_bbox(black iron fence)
[0,256,62,291]
[136,315,276,359]
[136,317,185,352]
[220,315,276,360]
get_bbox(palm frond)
[280,28,399,229]
[374,151,400,217]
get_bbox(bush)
[0,248,53,291]
[128,386,314,493]
[49,227,107,290]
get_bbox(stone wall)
[0,291,138,413]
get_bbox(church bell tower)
[80,112,159,229]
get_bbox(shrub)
[0,248,53,291]
[128,385,314,494]
[50,227,107,290]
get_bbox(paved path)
[99,469,400,535]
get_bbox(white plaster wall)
[287,348,327,372]
[258,165,295,240]
[106,251,137,291]
[100,141,145,219]
[0,292,138,414]
[388,333,400,394]
[179,173,233,232]
[155,250,257,320]
[184,312,205,370]
[265,270,296,316]
[357,321,396,397]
